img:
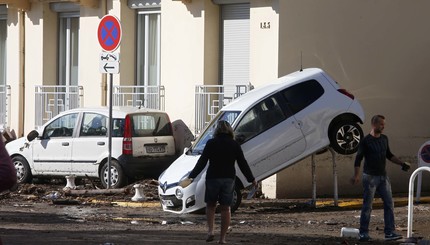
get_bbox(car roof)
[62,106,166,118]
[221,68,327,111]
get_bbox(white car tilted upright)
[158,68,365,214]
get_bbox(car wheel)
[329,121,363,155]
[100,160,127,188]
[13,156,32,183]
[230,182,242,213]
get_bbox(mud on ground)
[0,179,429,245]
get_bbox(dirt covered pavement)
[0,180,429,245]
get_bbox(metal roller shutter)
[221,3,250,98]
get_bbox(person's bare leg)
[219,205,231,244]
[206,202,216,241]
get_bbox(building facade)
[1,0,429,197]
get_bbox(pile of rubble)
[0,178,161,205]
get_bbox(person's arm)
[351,140,364,185]
[386,136,410,171]
[235,143,256,187]
[188,141,211,179]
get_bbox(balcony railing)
[112,85,165,111]
[194,83,252,135]
[0,85,11,130]
[35,85,84,128]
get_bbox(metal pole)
[107,73,113,189]
[311,153,316,207]
[329,148,339,207]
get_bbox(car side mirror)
[27,130,39,142]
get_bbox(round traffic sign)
[97,15,122,52]
[420,144,430,164]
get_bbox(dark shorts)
[205,178,235,206]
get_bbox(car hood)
[158,153,200,183]
[5,137,28,154]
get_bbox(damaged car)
[158,68,365,214]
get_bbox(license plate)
[146,145,166,153]
[162,199,174,207]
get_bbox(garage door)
[221,3,250,98]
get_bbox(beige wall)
[6,9,23,136]
[162,0,219,128]
[24,2,45,133]
[275,0,430,198]
[79,1,106,107]
[249,0,279,86]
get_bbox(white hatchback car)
[6,107,178,188]
[158,68,365,214]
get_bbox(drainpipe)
[18,10,25,136]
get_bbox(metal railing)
[113,85,165,111]
[407,166,430,238]
[194,83,252,135]
[0,85,10,129]
[35,85,84,128]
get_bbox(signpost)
[98,15,122,188]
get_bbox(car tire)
[100,160,127,188]
[230,182,242,213]
[13,156,32,184]
[329,121,363,155]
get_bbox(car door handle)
[97,142,105,146]
[293,120,303,129]
[62,142,69,146]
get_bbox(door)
[32,113,78,174]
[235,95,306,178]
[72,112,108,175]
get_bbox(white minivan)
[158,68,365,214]
[6,107,178,188]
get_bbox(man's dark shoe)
[385,232,402,241]
[359,233,372,242]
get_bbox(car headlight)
[175,188,183,199]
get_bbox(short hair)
[214,120,234,138]
[371,114,385,125]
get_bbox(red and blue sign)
[97,15,122,52]
[420,144,430,164]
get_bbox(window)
[44,113,78,138]
[235,96,285,143]
[59,14,79,86]
[131,113,171,137]
[282,80,324,114]
[190,111,241,154]
[80,113,107,136]
[137,10,161,87]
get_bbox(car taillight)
[338,89,355,100]
[123,115,132,155]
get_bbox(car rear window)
[131,113,172,137]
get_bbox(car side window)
[235,96,286,143]
[43,113,78,138]
[282,80,324,114]
[80,113,107,136]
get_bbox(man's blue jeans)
[359,173,395,235]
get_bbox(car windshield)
[189,110,241,155]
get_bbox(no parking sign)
[97,15,122,52]
[416,140,430,201]
[419,142,430,164]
